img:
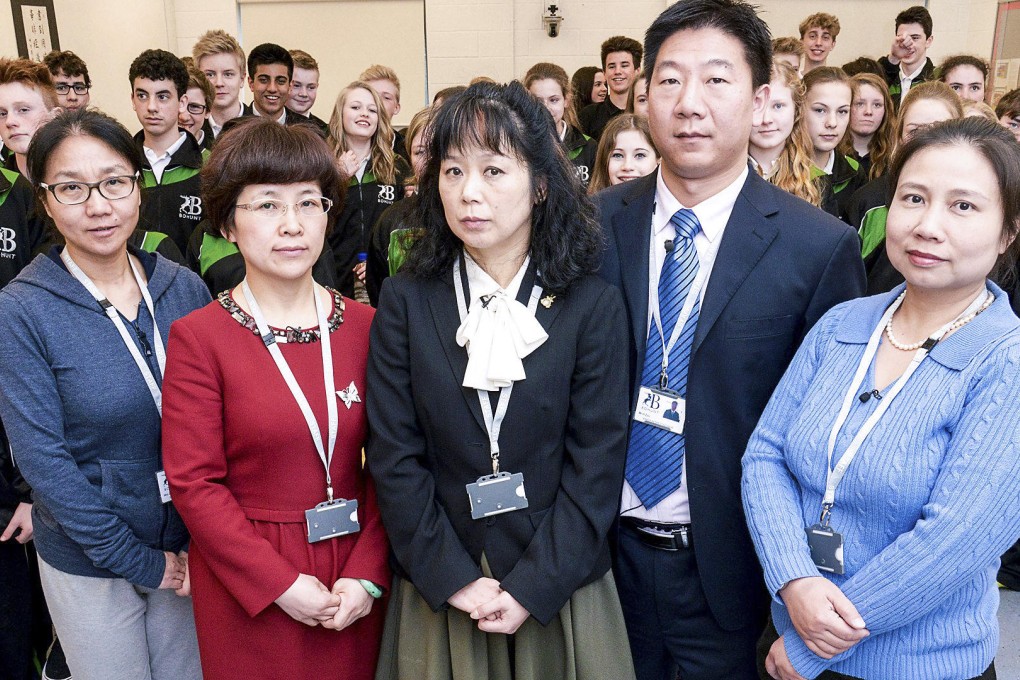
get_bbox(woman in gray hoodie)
[0,109,209,680]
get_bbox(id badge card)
[633,386,685,435]
[306,498,360,543]
[466,472,528,520]
[156,471,172,504]
[805,524,845,575]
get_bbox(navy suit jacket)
[597,168,865,630]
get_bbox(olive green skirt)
[374,564,637,680]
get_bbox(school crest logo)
[576,165,590,183]
[0,228,16,254]
[378,185,395,203]
[179,195,202,219]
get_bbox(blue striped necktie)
[625,208,702,509]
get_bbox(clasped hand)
[158,550,192,596]
[448,577,531,634]
[779,577,868,659]
[275,574,374,630]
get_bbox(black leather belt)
[621,516,693,550]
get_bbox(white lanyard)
[822,288,991,517]
[452,256,542,475]
[649,238,709,389]
[61,248,166,414]
[241,280,339,501]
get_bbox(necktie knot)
[670,208,701,243]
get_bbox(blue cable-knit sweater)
[742,283,1020,680]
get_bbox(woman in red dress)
[161,118,389,679]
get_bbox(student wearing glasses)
[178,64,214,151]
[43,50,91,112]
[0,108,209,680]
[162,117,388,680]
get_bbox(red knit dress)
[161,289,389,680]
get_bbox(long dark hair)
[404,81,602,294]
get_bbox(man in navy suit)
[595,1,866,678]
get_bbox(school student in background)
[42,50,91,112]
[749,63,822,208]
[327,81,410,300]
[799,13,839,73]
[178,66,214,151]
[524,62,597,188]
[940,55,988,104]
[578,36,642,140]
[289,49,329,135]
[588,113,659,194]
[995,88,1020,142]
[803,67,863,220]
[840,73,896,181]
[130,49,207,255]
[772,37,805,73]
[878,5,937,109]
[367,105,431,305]
[625,72,648,118]
[193,29,246,138]
[570,66,606,121]
[360,65,408,162]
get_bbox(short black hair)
[405,81,602,294]
[43,50,90,86]
[601,36,643,70]
[895,6,933,38]
[247,43,293,80]
[128,49,188,98]
[645,0,772,91]
[27,109,142,221]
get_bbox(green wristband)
[358,579,383,599]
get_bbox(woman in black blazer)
[367,82,636,680]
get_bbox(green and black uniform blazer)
[135,130,209,256]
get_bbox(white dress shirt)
[899,61,926,98]
[620,165,749,524]
[143,132,187,184]
[210,101,245,138]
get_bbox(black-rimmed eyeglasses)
[39,174,139,205]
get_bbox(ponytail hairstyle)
[769,63,822,207]
[327,81,398,185]
[588,113,657,194]
[523,62,579,129]
[839,73,897,180]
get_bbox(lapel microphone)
[858,389,882,403]
[664,239,674,253]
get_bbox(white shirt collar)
[143,132,187,183]
[210,101,245,137]
[653,164,748,243]
[252,105,287,124]
[900,61,926,82]
[821,150,836,175]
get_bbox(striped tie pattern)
[625,208,702,508]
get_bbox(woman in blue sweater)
[742,118,1020,680]
[0,109,209,679]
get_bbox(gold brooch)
[540,295,556,308]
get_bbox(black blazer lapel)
[693,172,780,354]
[614,173,656,354]
[427,274,487,433]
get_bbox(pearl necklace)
[884,290,994,351]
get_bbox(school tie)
[625,208,702,509]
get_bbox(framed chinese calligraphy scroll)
[10,0,59,61]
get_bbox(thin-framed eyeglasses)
[54,83,90,95]
[39,173,139,206]
[186,102,208,115]
[234,197,334,218]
